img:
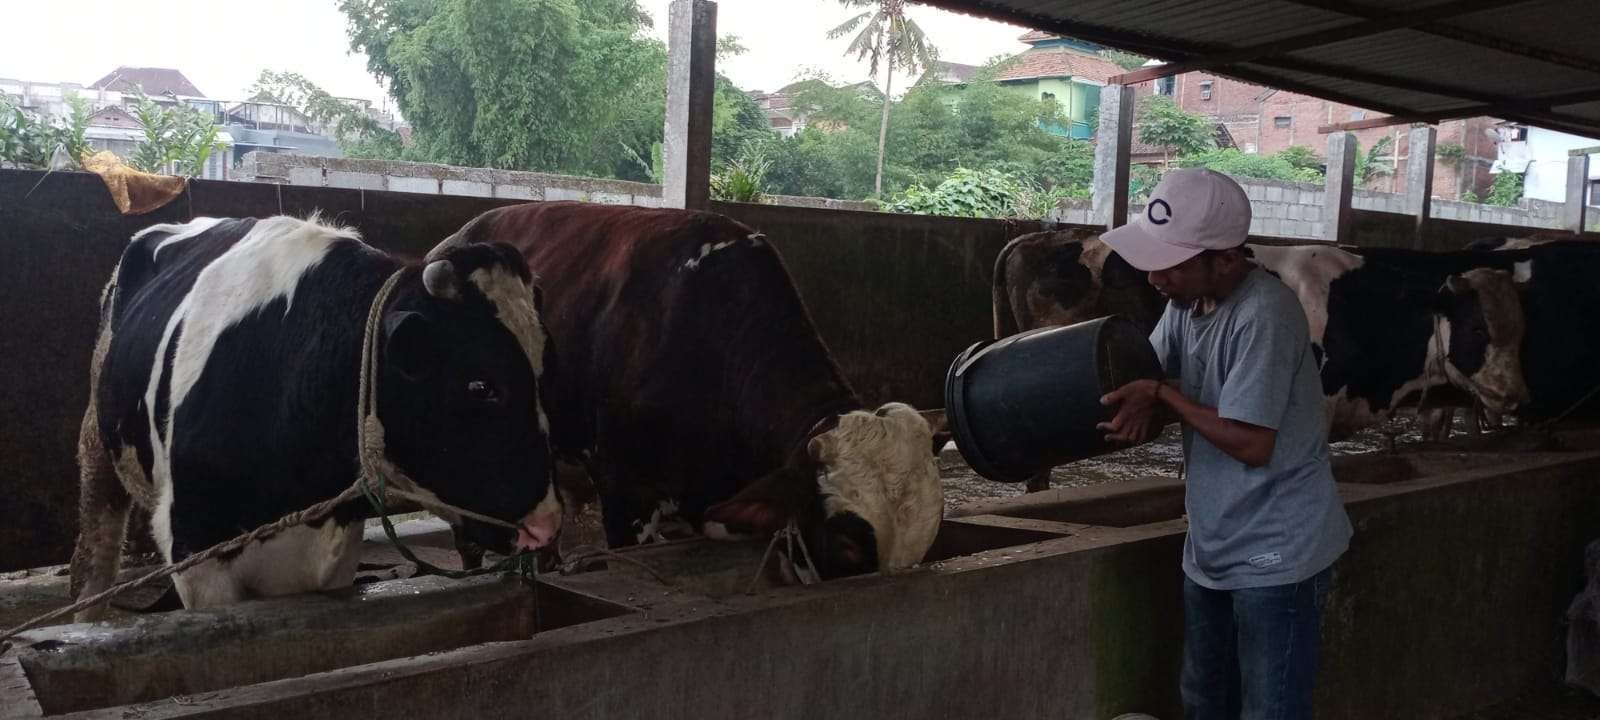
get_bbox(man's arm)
[1098,379,1277,468]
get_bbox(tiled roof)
[1018,30,1057,43]
[924,60,983,84]
[87,105,141,129]
[996,48,1125,83]
[89,67,205,98]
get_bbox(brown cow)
[431,202,943,580]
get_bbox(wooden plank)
[1317,115,1422,134]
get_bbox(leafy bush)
[711,142,772,203]
[127,90,227,177]
[1485,172,1524,207]
[0,94,90,170]
[888,167,1021,218]
[1177,148,1323,183]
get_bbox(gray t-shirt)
[1151,267,1352,590]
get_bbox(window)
[1350,110,1366,121]
[1199,80,1213,100]
[1041,92,1056,102]
[1156,76,1175,96]
[1274,116,1292,129]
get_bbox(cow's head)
[1431,267,1529,416]
[703,402,944,580]
[1000,231,1164,335]
[378,241,561,556]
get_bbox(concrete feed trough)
[1,437,1597,719]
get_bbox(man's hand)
[1098,378,1162,445]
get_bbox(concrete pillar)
[662,0,716,210]
[1564,154,1591,235]
[1406,126,1436,249]
[1092,85,1134,229]
[1324,132,1357,244]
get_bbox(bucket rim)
[945,339,1033,483]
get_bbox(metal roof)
[916,0,1600,137]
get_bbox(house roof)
[996,48,1125,84]
[87,105,141,129]
[89,67,205,98]
[1018,30,1057,44]
[919,0,1600,138]
[923,60,984,85]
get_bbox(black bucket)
[944,315,1164,483]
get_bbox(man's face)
[1146,252,1223,308]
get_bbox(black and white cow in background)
[991,230,1530,490]
[71,215,562,619]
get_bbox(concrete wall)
[0,169,1039,572]
[237,152,876,212]
[1054,175,1600,239]
[14,451,1597,719]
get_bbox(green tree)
[0,94,90,170]
[828,0,937,197]
[1137,95,1214,167]
[1485,171,1524,206]
[127,90,227,177]
[249,70,405,160]
[1353,135,1395,187]
[1277,145,1322,173]
[1178,148,1323,183]
[339,0,660,175]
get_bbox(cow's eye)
[466,380,499,403]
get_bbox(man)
[1097,169,1352,719]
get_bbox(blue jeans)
[1181,565,1333,720]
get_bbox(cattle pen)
[7,0,1600,717]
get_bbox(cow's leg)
[1420,408,1454,442]
[70,406,132,623]
[1025,470,1052,493]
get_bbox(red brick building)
[1129,72,1498,200]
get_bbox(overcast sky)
[0,0,1033,107]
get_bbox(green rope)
[358,473,538,582]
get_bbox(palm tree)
[828,0,937,197]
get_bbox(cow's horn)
[423,259,459,300]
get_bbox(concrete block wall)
[1055,175,1599,238]
[237,152,876,213]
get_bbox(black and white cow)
[71,215,561,619]
[1349,240,1600,423]
[1248,244,1528,438]
[992,232,1529,457]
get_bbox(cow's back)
[450,202,858,511]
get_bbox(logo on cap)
[1148,198,1172,225]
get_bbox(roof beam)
[1276,0,1600,76]
[1316,115,1425,133]
[1106,0,1526,85]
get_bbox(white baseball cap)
[1102,168,1252,272]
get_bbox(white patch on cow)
[134,217,225,260]
[1513,260,1533,284]
[813,402,943,572]
[682,239,739,271]
[703,520,752,542]
[747,233,765,247]
[169,216,358,412]
[467,267,550,435]
[144,216,360,563]
[173,520,364,608]
[1440,268,1529,414]
[636,508,665,544]
[1249,244,1363,346]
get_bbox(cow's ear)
[384,311,439,381]
[703,464,817,534]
